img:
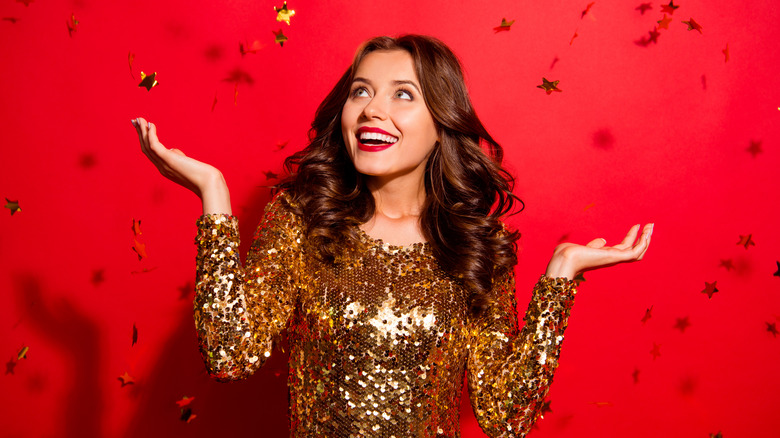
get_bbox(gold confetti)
[138,71,159,91]
[274,2,295,25]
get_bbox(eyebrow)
[352,77,422,95]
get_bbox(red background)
[1,0,779,437]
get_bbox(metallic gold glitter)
[194,192,576,437]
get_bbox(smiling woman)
[133,34,651,437]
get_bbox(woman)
[133,35,652,437]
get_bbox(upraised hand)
[545,223,653,280]
[132,117,232,214]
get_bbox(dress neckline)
[354,225,428,253]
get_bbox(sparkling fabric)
[194,192,577,437]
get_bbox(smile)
[357,127,398,152]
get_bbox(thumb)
[586,238,607,248]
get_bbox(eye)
[351,87,369,98]
[394,89,413,100]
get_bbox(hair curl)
[279,35,522,315]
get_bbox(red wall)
[1,0,778,437]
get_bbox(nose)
[361,96,388,120]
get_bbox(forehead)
[354,50,418,82]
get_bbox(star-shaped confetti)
[128,51,135,78]
[493,18,515,33]
[91,269,105,286]
[635,3,652,14]
[138,71,159,91]
[657,14,672,30]
[581,2,595,18]
[674,316,691,333]
[118,371,134,387]
[647,27,660,44]
[263,171,279,180]
[682,18,702,34]
[573,272,586,286]
[131,218,142,236]
[5,198,21,215]
[67,13,79,37]
[276,140,289,151]
[132,237,147,260]
[746,140,762,157]
[5,359,16,375]
[274,2,295,25]
[273,29,288,47]
[632,368,640,384]
[240,40,263,56]
[176,396,195,408]
[660,1,680,14]
[702,281,719,299]
[719,259,734,271]
[569,30,579,45]
[180,408,197,423]
[641,306,653,324]
[710,433,722,438]
[650,342,661,360]
[132,323,138,346]
[737,234,755,250]
[774,261,780,278]
[537,78,562,94]
[178,281,194,300]
[767,322,779,337]
[540,399,552,418]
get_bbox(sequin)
[194,192,576,437]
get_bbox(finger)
[636,224,653,260]
[613,224,641,250]
[169,148,186,157]
[586,238,607,248]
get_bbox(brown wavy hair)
[279,35,522,315]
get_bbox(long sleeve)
[193,192,303,382]
[467,274,577,437]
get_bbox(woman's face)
[341,50,438,185]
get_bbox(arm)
[467,273,576,438]
[193,193,302,381]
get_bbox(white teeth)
[359,131,398,143]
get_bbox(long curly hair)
[279,35,522,315]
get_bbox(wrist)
[545,252,577,280]
[200,172,232,215]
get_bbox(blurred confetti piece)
[131,218,142,236]
[773,261,780,278]
[660,1,679,14]
[17,346,29,360]
[176,396,195,407]
[276,140,289,151]
[569,30,579,45]
[746,140,762,157]
[240,40,263,56]
[132,323,138,346]
[132,237,147,260]
[273,29,288,47]
[131,267,158,275]
[722,43,729,62]
[590,401,613,407]
[180,408,196,423]
[537,77,562,94]
[3,17,20,23]
[636,3,652,14]
[139,72,159,91]
[674,316,691,333]
[274,2,295,25]
[682,18,702,34]
[263,171,279,180]
[641,306,653,324]
[581,2,595,18]
[737,234,755,249]
[657,14,672,29]
[702,281,719,299]
[5,359,17,375]
[650,342,661,360]
[718,259,734,271]
[493,18,515,33]
[17,0,33,7]
[128,51,135,78]
[5,198,21,215]
[67,13,79,37]
[118,371,134,387]
[766,322,778,337]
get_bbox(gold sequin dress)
[194,192,576,438]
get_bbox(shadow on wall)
[12,273,103,438]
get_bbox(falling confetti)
[719,259,734,271]
[176,396,195,407]
[722,43,730,62]
[647,27,660,44]
[5,198,21,215]
[131,267,158,275]
[590,401,613,407]
[660,1,680,14]
[537,78,562,94]
[774,261,780,278]
[180,408,197,423]
[493,18,515,33]
[118,371,134,387]
[91,269,105,286]
[276,140,289,151]
[138,72,159,91]
[746,140,762,157]
[540,400,552,418]
[211,91,218,112]
[128,51,135,78]
[549,56,559,70]
[581,2,595,18]
[681,18,703,34]
[131,218,142,236]
[66,13,78,37]
[674,316,691,333]
[635,3,652,14]
[132,237,147,260]
[650,342,661,360]
[702,281,719,299]
[240,40,263,56]
[767,322,779,337]
[657,14,672,30]
[17,0,33,6]
[273,29,288,47]
[632,368,640,384]
[17,346,29,360]
[710,433,723,438]
[132,323,138,346]
[641,306,653,324]
[701,74,707,90]
[737,234,755,250]
[263,171,279,180]
[569,30,579,45]
[274,2,295,25]
[5,359,16,375]
[3,17,20,23]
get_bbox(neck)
[366,172,426,219]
